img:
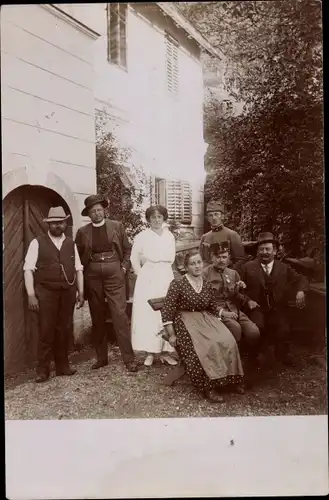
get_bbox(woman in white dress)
[131,205,178,367]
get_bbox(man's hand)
[296,291,305,309]
[248,299,260,310]
[76,292,85,309]
[28,294,39,312]
[235,280,246,290]
[222,311,238,321]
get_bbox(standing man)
[200,200,245,270]
[75,194,138,372]
[24,206,84,383]
[239,232,308,366]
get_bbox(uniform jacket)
[200,226,245,266]
[203,264,248,313]
[75,219,131,272]
[239,258,308,310]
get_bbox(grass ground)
[5,339,327,420]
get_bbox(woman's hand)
[168,335,177,347]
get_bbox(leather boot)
[204,389,225,403]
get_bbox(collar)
[48,231,65,242]
[211,225,223,232]
[92,219,105,228]
[261,260,274,272]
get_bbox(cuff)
[162,321,173,326]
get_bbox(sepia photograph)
[3,1,327,498]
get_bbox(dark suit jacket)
[239,258,309,310]
[75,219,131,272]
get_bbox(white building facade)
[1,2,217,374]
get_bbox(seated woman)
[161,249,245,403]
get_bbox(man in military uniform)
[200,200,245,270]
[203,241,261,386]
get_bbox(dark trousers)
[85,261,134,365]
[247,306,290,356]
[35,284,77,375]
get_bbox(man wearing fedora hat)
[239,232,308,367]
[75,194,138,372]
[24,206,85,383]
[200,200,245,270]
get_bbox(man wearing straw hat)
[75,194,138,372]
[24,206,85,383]
[200,200,245,270]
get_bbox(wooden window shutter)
[165,34,179,94]
[159,180,192,224]
[107,3,127,68]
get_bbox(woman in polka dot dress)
[161,249,244,403]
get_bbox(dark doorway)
[3,185,72,375]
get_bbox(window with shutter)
[165,33,179,94]
[154,178,192,224]
[107,3,127,69]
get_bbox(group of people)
[23,194,308,404]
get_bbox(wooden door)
[3,185,72,375]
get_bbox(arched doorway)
[3,185,73,375]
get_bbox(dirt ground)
[5,339,327,420]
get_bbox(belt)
[91,251,116,262]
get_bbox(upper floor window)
[107,3,128,69]
[165,33,179,94]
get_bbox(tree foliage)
[95,110,147,240]
[178,0,323,259]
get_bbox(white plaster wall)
[1,4,98,229]
[92,4,206,235]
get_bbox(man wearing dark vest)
[75,194,138,372]
[239,232,308,366]
[200,200,245,270]
[24,206,85,383]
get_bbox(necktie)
[264,264,271,275]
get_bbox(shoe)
[279,352,296,367]
[144,354,154,367]
[231,385,245,395]
[91,360,108,370]
[56,368,77,376]
[160,354,178,366]
[35,373,49,383]
[126,360,138,372]
[204,389,225,403]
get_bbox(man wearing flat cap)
[24,206,85,383]
[239,232,308,366]
[200,200,245,270]
[75,194,138,372]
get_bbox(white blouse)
[130,227,176,275]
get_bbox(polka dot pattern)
[162,276,244,393]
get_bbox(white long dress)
[131,227,176,353]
